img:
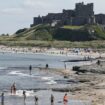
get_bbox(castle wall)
[33,17,43,25]
[72,17,87,25]
[62,9,75,17]
[31,2,105,27]
[95,14,105,24]
[42,13,63,24]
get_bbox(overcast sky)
[0,0,105,34]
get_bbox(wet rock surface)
[69,61,105,105]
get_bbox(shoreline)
[0,45,105,105]
[0,45,104,58]
[34,61,105,105]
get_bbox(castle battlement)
[31,2,105,27]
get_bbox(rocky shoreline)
[39,60,105,105]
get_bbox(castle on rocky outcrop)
[31,2,105,27]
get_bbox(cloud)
[23,0,54,8]
[1,7,24,15]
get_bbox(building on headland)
[31,2,105,27]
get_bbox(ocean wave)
[45,80,57,85]
[41,77,53,80]
[8,71,32,77]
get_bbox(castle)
[31,2,105,27]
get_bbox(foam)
[8,71,32,77]
[41,77,53,80]
[7,90,35,97]
[46,80,57,85]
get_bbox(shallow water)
[0,52,91,105]
[0,52,90,69]
[1,90,91,105]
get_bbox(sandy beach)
[0,45,104,58]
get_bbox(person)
[46,64,49,69]
[63,93,68,103]
[97,60,100,65]
[12,83,16,94]
[29,65,32,75]
[34,96,38,105]
[23,91,26,103]
[64,62,66,70]
[50,94,54,105]
[11,82,16,94]
[1,93,4,105]
[11,85,13,94]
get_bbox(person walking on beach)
[50,94,54,105]
[1,93,4,105]
[23,90,26,103]
[63,93,68,103]
[29,65,32,75]
[34,96,38,105]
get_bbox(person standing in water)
[64,62,66,70]
[13,82,16,94]
[63,93,68,103]
[34,95,38,105]
[50,94,54,105]
[1,93,4,105]
[11,82,16,95]
[29,65,32,75]
[23,91,26,104]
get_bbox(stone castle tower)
[72,2,95,25]
[75,2,94,17]
[31,2,105,27]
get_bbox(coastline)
[32,59,105,105]
[0,45,105,105]
[0,45,104,58]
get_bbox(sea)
[0,52,91,105]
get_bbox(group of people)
[23,92,68,105]
[29,64,49,75]
[1,91,68,105]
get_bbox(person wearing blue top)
[1,93,4,105]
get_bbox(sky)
[0,0,105,35]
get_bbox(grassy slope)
[0,24,105,48]
[0,40,105,48]
[13,24,53,41]
[11,24,105,41]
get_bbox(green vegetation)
[63,25,83,30]
[0,24,105,48]
[14,24,53,41]
[11,24,105,41]
[0,40,105,48]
